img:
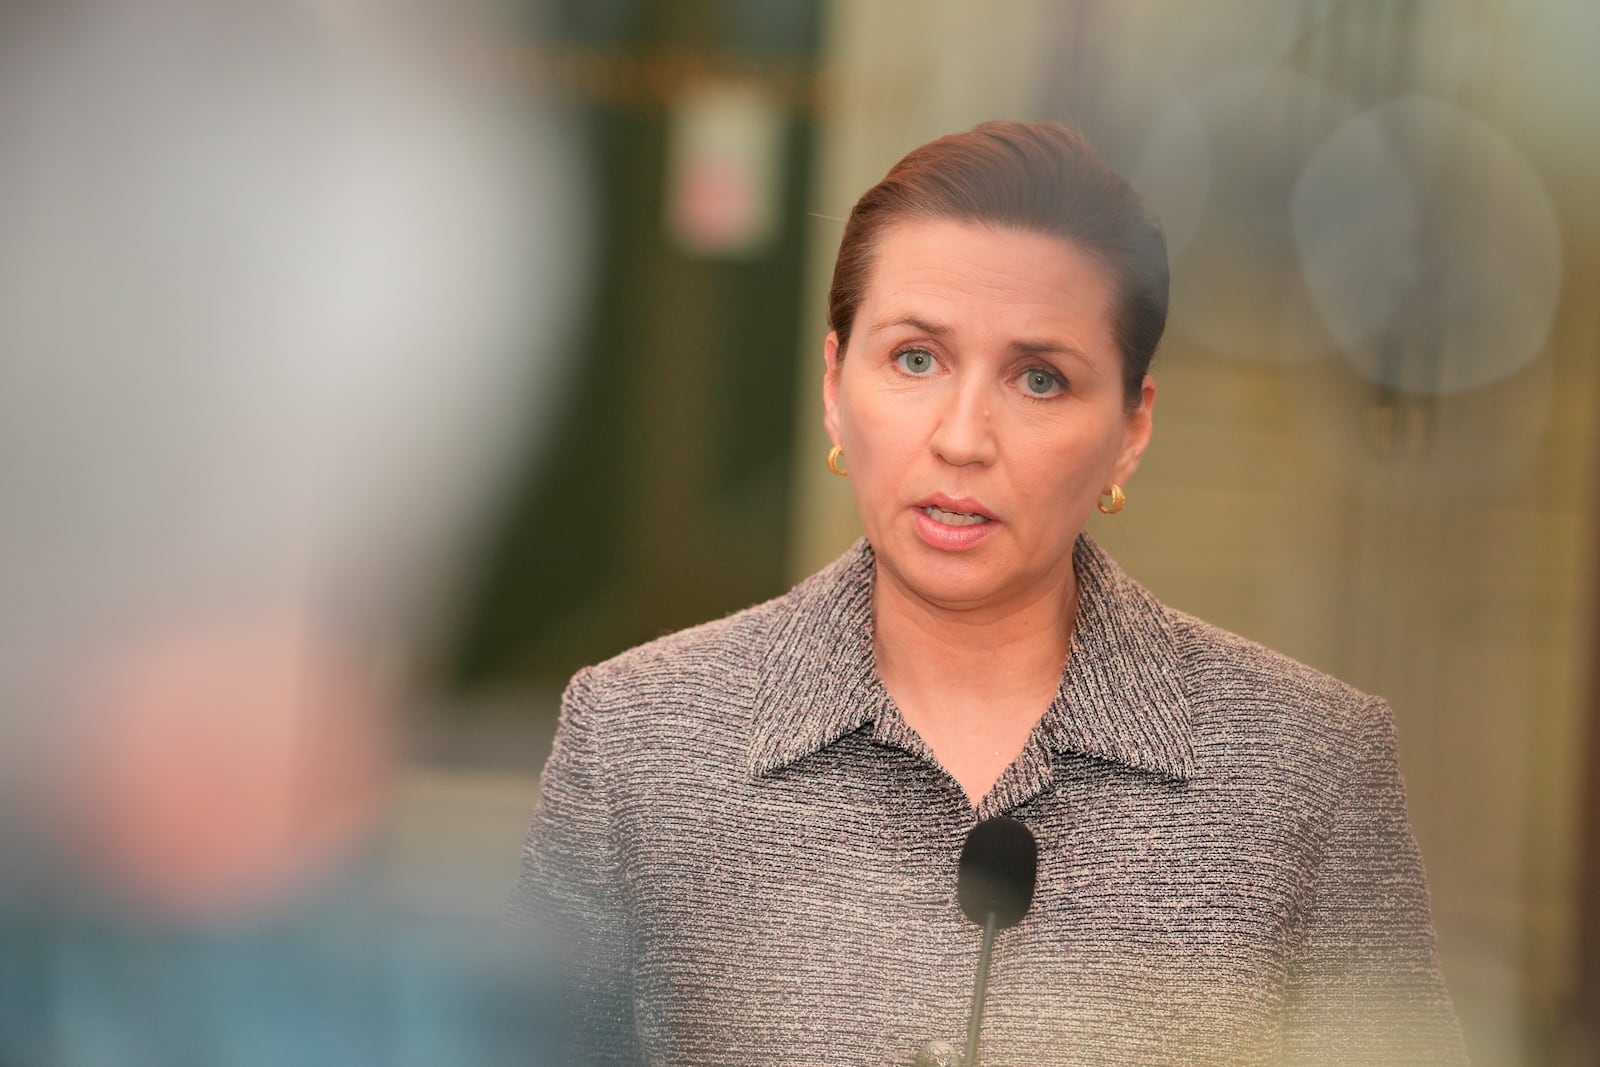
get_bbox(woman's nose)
[929,382,997,467]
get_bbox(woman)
[511,121,1465,1066]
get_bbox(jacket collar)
[747,535,1196,782]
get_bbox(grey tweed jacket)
[510,535,1466,1066]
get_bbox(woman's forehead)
[857,220,1118,348]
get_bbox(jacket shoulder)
[552,554,861,773]
[573,593,783,711]
[571,542,867,711]
[1170,608,1372,702]
[1165,607,1387,741]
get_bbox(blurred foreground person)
[512,122,1465,1066]
[0,0,582,1062]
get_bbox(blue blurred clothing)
[0,867,562,1067]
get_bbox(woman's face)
[823,219,1153,614]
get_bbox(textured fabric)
[510,536,1466,1066]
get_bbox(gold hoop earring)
[1097,484,1126,515]
[826,444,848,477]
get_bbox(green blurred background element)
[449,0,823,689]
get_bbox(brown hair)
[826,120,1169,408]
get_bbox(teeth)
[925,505,989,527]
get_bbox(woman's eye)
[894,348,937,375]
[1020,368,1066,397]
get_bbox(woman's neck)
[872,563,1079,724]
[870,562,1079,805]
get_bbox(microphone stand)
[951,815,1036,1067]
[963,909,1000,1067]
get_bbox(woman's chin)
[875,547,1019,612]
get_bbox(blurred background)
[2,0,1598,1064]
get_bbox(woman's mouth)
[912,499,998,551]
[923,505,990,527]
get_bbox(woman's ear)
[822,331,842,446]
[1112,374,1156,486]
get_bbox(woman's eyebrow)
[870,314,1092,364]
[1012,339,1091,362]
[870,313,949,337]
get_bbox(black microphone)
[955,817,1037,1067]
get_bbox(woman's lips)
[912,503,998,550]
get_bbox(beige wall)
[793,3,1600,1062]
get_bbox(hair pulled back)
[826,121,1169,408]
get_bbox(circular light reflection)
[1291,96,1562,394]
